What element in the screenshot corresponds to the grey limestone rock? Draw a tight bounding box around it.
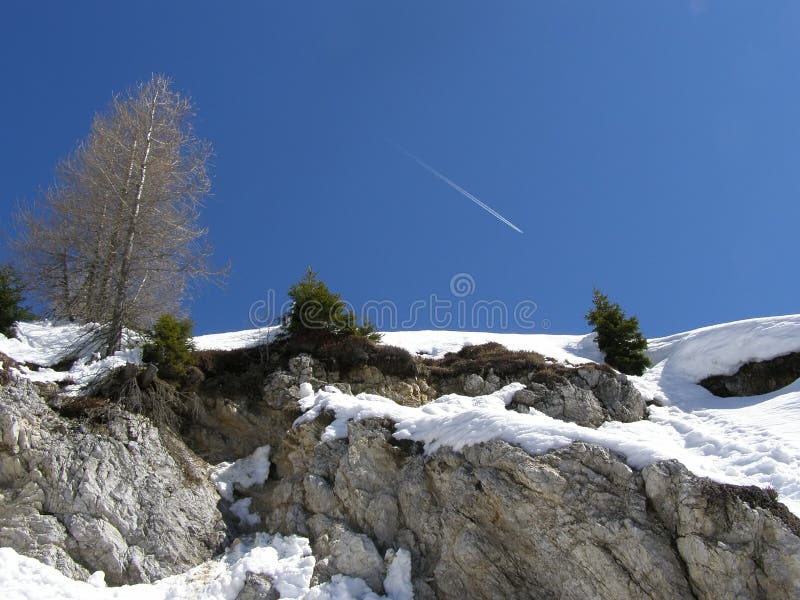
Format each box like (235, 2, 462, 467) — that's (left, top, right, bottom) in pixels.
(508, 367, 647, 427)
(236, 572, 279, 600)
(0, 379, 227, 584)
(259, 414, 800, 600)
(643, 460, 800, 599)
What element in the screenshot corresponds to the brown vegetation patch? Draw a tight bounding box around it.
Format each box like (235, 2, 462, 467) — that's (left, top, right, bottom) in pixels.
(194, 346, 273, 377)
(423, 342, 545, 378)
(278, 331, 416, 378)
(194, 346, 275, 402)
(419, 343, 619, 393)
(57, 395, 112, 419)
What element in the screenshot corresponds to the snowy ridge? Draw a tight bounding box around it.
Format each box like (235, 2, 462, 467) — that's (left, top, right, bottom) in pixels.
(645, 314, 800, 379)
(634, 314, 800, 407)
(379, 329, 602, 364)
(192, 328, 603, 364)
(193, 327, 280, 352)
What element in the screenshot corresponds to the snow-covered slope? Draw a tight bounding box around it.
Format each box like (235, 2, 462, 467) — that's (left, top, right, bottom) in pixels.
(193, 326, 280, 352)
(635, 314, 800, 407)
(0, 322, 141, 394)
(379, 329, 603, 364)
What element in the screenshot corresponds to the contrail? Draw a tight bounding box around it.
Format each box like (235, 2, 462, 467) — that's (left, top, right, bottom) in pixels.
(389, 140, 524, 234)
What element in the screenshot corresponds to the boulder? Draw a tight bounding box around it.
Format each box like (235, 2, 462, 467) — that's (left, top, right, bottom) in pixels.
(508, 367, 646, 428)
(699, 351, 800, 397)
(236, 573, 279, 600)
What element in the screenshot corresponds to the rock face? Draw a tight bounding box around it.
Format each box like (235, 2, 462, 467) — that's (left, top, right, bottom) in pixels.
(5, 340, 797, 599)
(187, 348, 646, 471)
(0, 379, 227, 584)
(257, 416, 800, 600)
(643, 461, 800, 599)
(509, 366, 647, 427)
(699, 351, 800, 397)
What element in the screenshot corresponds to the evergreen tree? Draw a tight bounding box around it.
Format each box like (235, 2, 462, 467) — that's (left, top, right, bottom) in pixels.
(0, 265, 35, 337)
(585, 289, 651, 376)
(142, 314, 195, 379)
(286, 267, 348, 334)
(286, 268, 382, 340)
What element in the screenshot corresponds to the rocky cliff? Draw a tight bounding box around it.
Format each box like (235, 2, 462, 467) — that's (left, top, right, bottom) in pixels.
(0, 378, 227, 584)
(263, 417, 800, 599)
(188, 346, 800, 599)
(1, 341, 799, 599)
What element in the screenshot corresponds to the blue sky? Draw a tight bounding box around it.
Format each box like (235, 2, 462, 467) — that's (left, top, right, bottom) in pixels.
(1, 1, 799, 337)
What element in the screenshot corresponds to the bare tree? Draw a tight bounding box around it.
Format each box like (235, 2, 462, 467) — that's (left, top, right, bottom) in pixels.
(15, 75, 219, 354)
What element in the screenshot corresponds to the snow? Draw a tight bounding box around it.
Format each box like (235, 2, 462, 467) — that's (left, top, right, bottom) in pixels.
(382, 550, 413, 600)
(193, 327, 280, 351)
(211, 445, 272, 502)
(230, 497, 261, 527)
(1, 321, 105, 367)
(0, 533, 413, 600)
(0, 321, 142, 395)
(380, 329, 602, 364)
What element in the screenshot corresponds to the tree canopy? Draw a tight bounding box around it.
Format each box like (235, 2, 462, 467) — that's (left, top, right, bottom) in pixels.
(14, 75, 219, 354)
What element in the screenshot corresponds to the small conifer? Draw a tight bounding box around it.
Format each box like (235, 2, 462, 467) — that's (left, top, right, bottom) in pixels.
(142, 314, 195, 379)
(585, 289, 651, 376)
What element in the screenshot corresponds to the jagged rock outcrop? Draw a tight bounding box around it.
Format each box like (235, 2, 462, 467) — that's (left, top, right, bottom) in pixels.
(184, 343, 647, 474)
(286, 352, 434, 406)
(185, 352, 434, 464)
(255, 415, 800, 600)
(643, 460, 800, 599)
(699, 351, 800, 397)
(509, 365, 646, 427)
(190, 351, 645, 463)
(0, 378, 227, 584)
